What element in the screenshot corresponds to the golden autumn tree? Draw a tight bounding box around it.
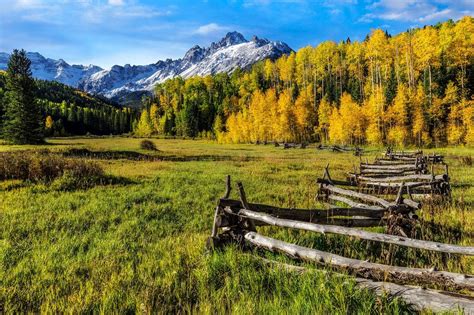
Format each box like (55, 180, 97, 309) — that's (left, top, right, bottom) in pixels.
(338, 92, 365, 144)
(149, 103, 160, 133)
(45, 115, 54, 130)
(317, 97, 332, 143)
(135, 109, 153, 137)
(328, 107, 343, 143)
(412, 85, 429, 146)
(451, 16, 474, 96)
(265, 88, 279, 140)
(277, 89, 295, 141)
(294, 86, 315, 141)
(364, 87, 385, 144)
(365, 29, 391, 92)
(387, 84, 410, 146)
(414, 26, 439, 103)
(463, 100, 474, 145)
(447, 100, 466, 145)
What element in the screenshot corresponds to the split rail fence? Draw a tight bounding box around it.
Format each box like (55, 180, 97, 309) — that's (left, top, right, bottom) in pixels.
(208, 149, 473, 313)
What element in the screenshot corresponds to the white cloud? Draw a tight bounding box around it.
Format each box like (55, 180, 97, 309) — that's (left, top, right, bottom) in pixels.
(360, 0, 473, 23)
(108, 0, 124, 6)
(193, 23, 229, 35)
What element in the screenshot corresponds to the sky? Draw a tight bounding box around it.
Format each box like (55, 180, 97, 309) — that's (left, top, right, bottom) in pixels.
(0, 0, 472, 69)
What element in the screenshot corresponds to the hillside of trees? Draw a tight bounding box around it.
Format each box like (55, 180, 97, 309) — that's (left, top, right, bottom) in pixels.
(135, 17, 473, 146)
(0, 71, 137, 136)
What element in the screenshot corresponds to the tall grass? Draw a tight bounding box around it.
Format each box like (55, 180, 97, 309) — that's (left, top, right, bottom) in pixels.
(0, 138, 472, 313)
(0, 150, 103, 182)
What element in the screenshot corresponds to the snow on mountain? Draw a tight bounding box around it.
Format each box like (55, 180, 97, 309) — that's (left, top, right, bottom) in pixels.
(0, 52, 103, 87)
(0, 32, 292, 102)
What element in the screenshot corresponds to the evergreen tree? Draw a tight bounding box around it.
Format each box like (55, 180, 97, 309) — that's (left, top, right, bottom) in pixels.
(2, 49, 43, 144)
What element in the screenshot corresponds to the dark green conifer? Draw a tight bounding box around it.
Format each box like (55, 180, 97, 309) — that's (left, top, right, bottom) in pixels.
(2, 49, 43, 144)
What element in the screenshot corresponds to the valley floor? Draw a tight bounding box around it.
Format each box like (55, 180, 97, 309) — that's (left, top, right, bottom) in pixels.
(1, 137, 473, 313)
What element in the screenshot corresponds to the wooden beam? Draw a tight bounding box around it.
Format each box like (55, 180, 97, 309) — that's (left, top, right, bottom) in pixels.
(321, 183, 392, 208)
(244, 232, 474, 291)
(255, 256, 474, 314)
(239, 209, 474, 256)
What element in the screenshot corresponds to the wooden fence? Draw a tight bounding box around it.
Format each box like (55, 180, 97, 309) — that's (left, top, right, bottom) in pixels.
(207, 150, 473, 313)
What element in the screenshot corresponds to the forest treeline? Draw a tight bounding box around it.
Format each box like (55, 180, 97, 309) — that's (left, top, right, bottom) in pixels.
(136, 17, 473, 146)
(0, 72, 136, 136)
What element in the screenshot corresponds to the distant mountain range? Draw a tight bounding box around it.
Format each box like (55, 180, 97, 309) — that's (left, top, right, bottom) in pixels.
(0, 32, 292, 105)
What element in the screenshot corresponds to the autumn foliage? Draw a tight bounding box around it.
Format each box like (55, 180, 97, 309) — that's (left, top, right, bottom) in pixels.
(136, 17, 474, 146)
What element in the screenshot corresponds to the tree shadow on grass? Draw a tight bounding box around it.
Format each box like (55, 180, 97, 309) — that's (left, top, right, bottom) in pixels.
(61, 148, 260, 162)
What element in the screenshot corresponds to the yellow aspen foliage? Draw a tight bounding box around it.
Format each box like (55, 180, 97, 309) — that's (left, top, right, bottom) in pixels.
(135, 109, 153, 137)
(451, 16, 474, 94)
(317, 97, 332, 143)
(265, 88, 279, 139)
(328, 108, 343, 143)
(463, 100, 474, 145)
(294, 86, 315, 141)
(277, 89, 295, 141)
(248, 90, 268, 142)
(387, 84, 410, 146)
(364, 87, 385, 144)
(45, 115, 54, 129)
(412, 85, 429, 146)
(149, 104, 160, 133)
(447, 101, 465, 145)
(338, 93, 365, 144)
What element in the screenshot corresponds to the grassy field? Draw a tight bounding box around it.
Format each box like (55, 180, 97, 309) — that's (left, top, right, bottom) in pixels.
(1, 137, 473, 313)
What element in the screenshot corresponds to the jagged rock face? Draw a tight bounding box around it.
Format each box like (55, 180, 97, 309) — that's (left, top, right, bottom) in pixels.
(0, 32, 292, 102)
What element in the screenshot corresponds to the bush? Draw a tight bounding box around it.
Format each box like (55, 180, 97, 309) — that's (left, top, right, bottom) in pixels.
(0, 151, 104, 182)
(140, 140, 157, 151)
(460, 156, 472, 166)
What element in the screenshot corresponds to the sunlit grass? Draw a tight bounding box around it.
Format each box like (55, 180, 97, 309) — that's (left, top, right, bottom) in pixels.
(0, 137, 472, 313)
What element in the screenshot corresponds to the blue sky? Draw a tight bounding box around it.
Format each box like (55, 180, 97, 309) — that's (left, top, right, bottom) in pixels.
(0, 0, 472, 68)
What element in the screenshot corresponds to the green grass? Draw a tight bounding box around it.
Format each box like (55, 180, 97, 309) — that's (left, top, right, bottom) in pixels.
(1, 137, 473, 313)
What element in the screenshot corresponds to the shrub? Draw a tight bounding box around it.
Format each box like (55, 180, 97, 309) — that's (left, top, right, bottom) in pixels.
(460, 156, 472, 166)
(0, 151, 104, 182)
(140, 140, 157, 151)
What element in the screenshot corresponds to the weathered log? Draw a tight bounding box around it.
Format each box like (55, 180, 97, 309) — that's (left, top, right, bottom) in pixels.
(244, 232, 474, 291)
(327, 194, 384, 210)
(360, 169, 418, 175)
(256, 256, 474, 314)
(317, 178, 355, 186)
(220, 199, 400, 220)
(222, 208, 384, 227)
(375, 159, 420, 165)
(321, 183, 392, 208)
(239, 209, 474, 256)
(360, 164, 421, 170)
(211, 175, 232, 237)
(353, 174, 448, 183)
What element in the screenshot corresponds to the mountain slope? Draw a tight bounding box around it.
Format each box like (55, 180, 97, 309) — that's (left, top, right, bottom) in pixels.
(0, 32, 292, 104)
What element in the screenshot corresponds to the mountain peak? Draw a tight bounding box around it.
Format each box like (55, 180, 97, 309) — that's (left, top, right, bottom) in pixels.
(0, 32, 293, 104)
(211, 31, 247, 50)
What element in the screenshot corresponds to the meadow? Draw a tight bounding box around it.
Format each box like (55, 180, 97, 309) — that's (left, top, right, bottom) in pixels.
(1, 137, 473, 313)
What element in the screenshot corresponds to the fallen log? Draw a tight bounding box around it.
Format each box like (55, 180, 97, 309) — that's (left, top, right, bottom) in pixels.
(255, 256, 474, 314)
(239, 209, 474, 256)
(244, 232, 474, 291)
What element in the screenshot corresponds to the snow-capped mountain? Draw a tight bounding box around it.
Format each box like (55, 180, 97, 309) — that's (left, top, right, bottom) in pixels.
(0, 52, 103, 87)
(0, 32, 292, 103)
